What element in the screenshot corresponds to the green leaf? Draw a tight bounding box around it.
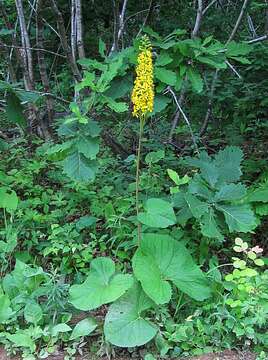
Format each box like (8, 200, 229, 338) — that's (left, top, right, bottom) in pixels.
(24, 301, 43, 324)
(138, 198, 176, 228)
(230, 56, 251, 64)
(133, 234, 211, 303)
(154, 67, 177, 86)
(0, 293, 13, 323)
(76, 136, 99, 159)
(246, 184, 268, 202)
(155, 52, 173, 66)
(0, 28, 14, 36)
(63, 151, 98, 182)
(153, 95, 171, 114)
(6, 331, 35, 351)
(226, 41, 251, 57)
(214, 146, 243, 184)
(76, 216, 97, 231)
(214, 184, 247, 202)
(216, 204, 256, 233)
(0, 187, 18, 211)
(70, 317, 97, 340)
(184, 193, 208, 219)
(197, 55, 227, 69)
(200, 209, 224, 240)
(145, 150, 165, 164)
(6, 92, 26, 127)
(75, 71, 96, 91)
(51, 323, 72, 337)
(187, 68, 203, 93)
(101, 95, 128, 112)
(69, 257, 133, 311)
(167, 169, 190, 186)
(104, 282, 157, 347)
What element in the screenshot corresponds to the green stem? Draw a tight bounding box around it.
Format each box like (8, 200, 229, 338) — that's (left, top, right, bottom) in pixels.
(136, 117, 145, 247)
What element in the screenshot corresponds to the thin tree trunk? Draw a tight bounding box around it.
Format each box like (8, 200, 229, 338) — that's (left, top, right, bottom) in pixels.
(36, 0, 54, 126)
(15, 0, 34, 88)
(76, 0, 85, 59)
(50, 0, 82, 82)
(71, 0, 77, 61)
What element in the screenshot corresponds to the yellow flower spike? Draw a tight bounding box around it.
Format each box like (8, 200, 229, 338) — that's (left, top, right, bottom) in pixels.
(131, 35, 154, 119)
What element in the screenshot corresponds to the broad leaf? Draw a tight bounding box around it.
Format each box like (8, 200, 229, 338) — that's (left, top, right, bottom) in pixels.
(200, 209, 223, 240)
(133, 234, 211, 303)
(76, 136, 99, 159)
(69, 257, 133, 311)
(104, 282, 157, 347)
(184, 193, 208, 219)
(138, 198, 176, 228)
(24, 301, 43, 324)
(0, 293, 13, 323)
(70, 317, 97, 340)
(187, 68, 203, 93)
(214, 183, 246, 202)
(154, 67, 177, 86)
(63, 151, 98, 182)
(0, 188, 18, 211)
(216, 204, 256, 233)
(6, 92, 26, 127)
(214, 146, 243, 184)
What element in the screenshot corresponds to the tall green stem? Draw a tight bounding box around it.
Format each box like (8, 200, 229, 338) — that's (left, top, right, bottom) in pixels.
(135, 117, 144, 246)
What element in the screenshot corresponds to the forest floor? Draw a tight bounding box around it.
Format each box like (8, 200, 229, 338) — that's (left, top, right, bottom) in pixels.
(0, 348, 257, 360)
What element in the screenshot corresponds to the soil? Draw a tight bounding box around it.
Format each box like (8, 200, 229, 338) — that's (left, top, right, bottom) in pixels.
(0, 348, 258, 360)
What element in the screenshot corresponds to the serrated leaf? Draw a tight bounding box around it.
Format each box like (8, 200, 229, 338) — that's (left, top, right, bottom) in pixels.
(214, 183, 246, 202)
(104, 282, 157, 347)
(6, 331, 35, 351)
(63, 151, 98, 182)
(226, 41, 251, 57)
(214, 146, 243, 184)
(69, 257, 133, 311)
(138, 198, 176, 228)
(154, 67, 177, 85)
(200, 209, 224, 240)
(76, 136, 99, 159)
(216, 204, 256, 233)
(70, 317, 97, 340)
(133, 233, 211, 303)
(184, 193, 208, 219)
(153, 95, 171, 114)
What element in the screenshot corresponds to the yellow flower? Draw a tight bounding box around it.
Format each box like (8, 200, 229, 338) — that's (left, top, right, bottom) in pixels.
(131, 36, 154, 119)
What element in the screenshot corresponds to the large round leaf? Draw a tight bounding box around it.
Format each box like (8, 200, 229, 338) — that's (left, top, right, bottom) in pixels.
(104, 282, 157, 347)
(133, 234, 211, 304)
(138, 198, 176, 228)
(69, 257, 133, 311)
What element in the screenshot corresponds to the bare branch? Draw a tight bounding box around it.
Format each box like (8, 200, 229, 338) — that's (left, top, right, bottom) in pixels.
(76, 0, 85, 59)
(0, 43, 66, 58)
(165, 87, 199, 155)
(227, 0, 252, 44)
(202, 0, 217, 16)
(192, 0, 203, 38)
(248, 34, 268, 44)
(110, 0, 128, 53)
(225, 60, 242, 79)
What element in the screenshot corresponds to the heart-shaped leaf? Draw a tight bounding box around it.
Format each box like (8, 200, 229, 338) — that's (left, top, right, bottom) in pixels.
(69, 257, 133, 311)
(104, 282, 157, 347)
(133, 234, 211, 304)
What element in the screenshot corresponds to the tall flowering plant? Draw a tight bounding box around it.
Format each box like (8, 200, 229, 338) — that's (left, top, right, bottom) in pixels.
(131, 35, 154, 245)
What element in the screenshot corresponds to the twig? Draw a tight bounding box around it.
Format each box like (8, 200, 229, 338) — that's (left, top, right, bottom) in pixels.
(165, 87, 199, 155)
(202, 0, 217, 15)
(248, 34, 268, 44)
(0, 43, 66, 58)
(227, 0, 252, 44)
(225, 60, 242, 78)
